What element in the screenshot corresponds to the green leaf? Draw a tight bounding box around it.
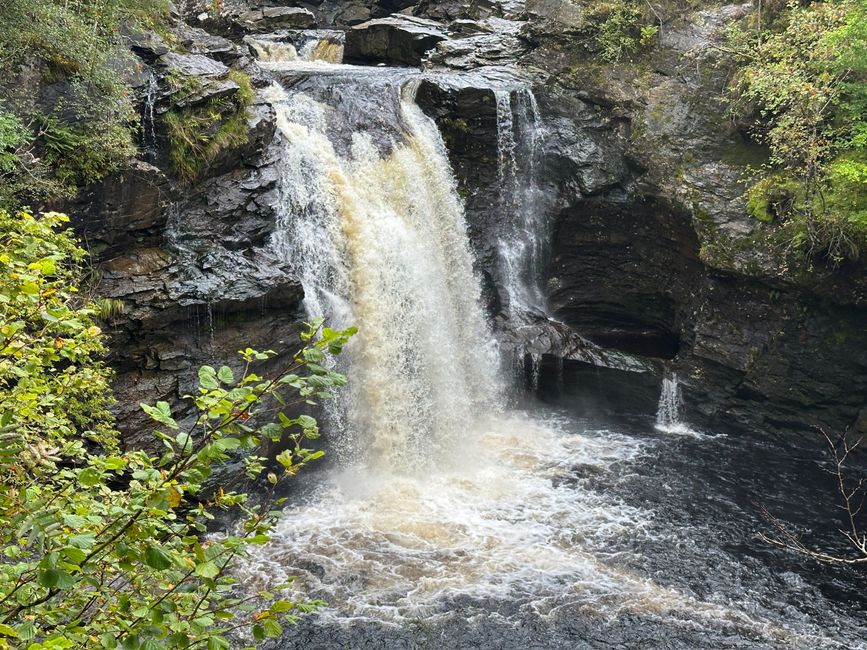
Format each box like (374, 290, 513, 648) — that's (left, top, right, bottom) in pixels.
(38, 568, 75, 589)
(62, 514, 88, 528)
(62, 546, 87, 564)
(207, 637, 230, 650)
(195, 561, 220, 579)
(78, 467, 102, 487)
(199, 366, 220, 390)
(297, 415, 317, 430)
(275, 450, 294, 470)
(0, 623, 18, 638)
(262, 617, 283, 638)
(143, 545, 173, 570)
(16, 622, 35, 641)
(175, 431, 193, 453)
(217, 366, 234, 384)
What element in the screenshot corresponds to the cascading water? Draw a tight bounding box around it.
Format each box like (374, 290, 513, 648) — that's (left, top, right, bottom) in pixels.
(656, 373, 682, 428)
(142, 73, 158, 158)
(493, 87, 547, 317)
(655, 373, 698, 436)
(265, 77, 499, 468)
(249, 32, 345, 66)
(236, 63, 866, 649)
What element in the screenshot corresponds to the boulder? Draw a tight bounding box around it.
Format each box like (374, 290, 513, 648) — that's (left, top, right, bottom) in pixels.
(344, 15, 448, 65)
(175, 24, 240, 62)
(236, 6, 316, 31)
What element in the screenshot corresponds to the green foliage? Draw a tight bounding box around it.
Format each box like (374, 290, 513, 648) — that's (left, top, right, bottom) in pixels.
(0, 109, 28, 175)
(745, 172, 802, 223)
(0, 210, 117, 451)
(730, 0, 867, 264)
(579, 0, 658, 62)
(0, 0, 170, 207)
(0, 211, 356, 648)
(165, 71, 254, 183)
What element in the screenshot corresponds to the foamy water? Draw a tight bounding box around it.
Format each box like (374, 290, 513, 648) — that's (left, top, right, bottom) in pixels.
(241, 413, 653, 621)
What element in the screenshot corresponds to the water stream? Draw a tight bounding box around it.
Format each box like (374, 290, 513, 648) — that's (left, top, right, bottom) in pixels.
(494, 87, 547, 317)
(238, 60, 867, 649)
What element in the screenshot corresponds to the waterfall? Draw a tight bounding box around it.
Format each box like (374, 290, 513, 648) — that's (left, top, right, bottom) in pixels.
(250, 32, 345, 65)
(239, 71, 807, 642)
(142, 73, 158, 158)
(249, 39, 299, 63)
(655, 373, 691, 434)
(266, 78, 500, 470)
(494, 87, 546, 317)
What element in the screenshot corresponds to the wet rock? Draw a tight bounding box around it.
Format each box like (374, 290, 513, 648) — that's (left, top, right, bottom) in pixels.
(344, 15, 448, 65)
(70, 161, 174, 258)
(427, 31, 530, 69)
(236, 6, 317, 31)
(174, 24, 240, 62)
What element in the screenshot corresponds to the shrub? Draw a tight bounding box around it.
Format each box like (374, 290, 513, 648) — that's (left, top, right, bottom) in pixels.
(730, 0, 867, 264)
(0, 210, 356, 648)
(0, 0, 170, 207)
(576, 0, 658, 62)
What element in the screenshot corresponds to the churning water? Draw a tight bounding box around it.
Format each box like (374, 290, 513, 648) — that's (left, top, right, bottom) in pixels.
(238, 64, 867, 649)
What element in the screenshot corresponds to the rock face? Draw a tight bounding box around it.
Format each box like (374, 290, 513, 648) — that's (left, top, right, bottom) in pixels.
(65, 0, 867, 442)
(344, 15, 448, 64)
(236, 6, 317, 31)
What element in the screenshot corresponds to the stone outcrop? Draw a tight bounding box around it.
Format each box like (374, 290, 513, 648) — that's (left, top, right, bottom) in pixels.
(344, 16, 448, 64)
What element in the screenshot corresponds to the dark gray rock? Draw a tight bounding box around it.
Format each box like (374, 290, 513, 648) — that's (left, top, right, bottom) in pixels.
(344, 15, 448, 65)
(122, 25, 170, 61)
(157, 51, 229, 77)
(70, 160, 175, 257)
(236, 6, 317, 30)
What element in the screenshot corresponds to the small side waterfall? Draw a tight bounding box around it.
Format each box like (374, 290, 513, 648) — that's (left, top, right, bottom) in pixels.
(142, 73, 158, 158)
(655, 373, 696, 435)
(493, 87, 546, 317)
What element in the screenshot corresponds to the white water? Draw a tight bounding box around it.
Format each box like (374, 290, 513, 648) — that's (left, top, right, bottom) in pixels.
(494, 88, 547, 316)
(655, 373, 700, 436)
(250, 35, 344, 65)
(142, 73, 158, 157)
(265, 79, 498, 468)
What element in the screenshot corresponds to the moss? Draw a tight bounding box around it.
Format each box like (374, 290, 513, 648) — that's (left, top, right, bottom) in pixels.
(745, 173, 801, 223)
(165, 70, 254, 183)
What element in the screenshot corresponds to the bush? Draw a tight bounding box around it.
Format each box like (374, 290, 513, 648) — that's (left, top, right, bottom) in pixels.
(0, 210, 356, 648)
(0, 0, 170, 207)
(730, 0, 867, 264)
(577, 0, 658, 62)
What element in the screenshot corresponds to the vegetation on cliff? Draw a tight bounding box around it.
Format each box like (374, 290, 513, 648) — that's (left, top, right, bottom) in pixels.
(0, 0, 171, 207)
(730, 0, 867, 264)
(0, 210, 355, 648)
(165, 70, 255, 183)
